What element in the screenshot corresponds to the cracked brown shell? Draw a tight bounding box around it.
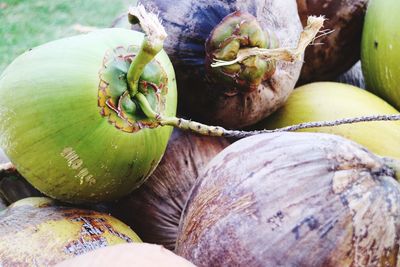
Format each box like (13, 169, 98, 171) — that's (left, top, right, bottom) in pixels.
(176, 132, 400, 267)
(111, 129, 229, 250)
(139, 0, 303, 128)
(0, 197, 141, 266)
(297, 0, 368, 84)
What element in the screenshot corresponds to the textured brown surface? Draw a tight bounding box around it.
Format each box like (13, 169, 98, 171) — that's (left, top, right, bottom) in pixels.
(176, 132, 400, 266)
(141, 0, 303, 128)
(0, 197, 140, 267)
(111, 129, 229, 250)
(297, 0, 368, 83)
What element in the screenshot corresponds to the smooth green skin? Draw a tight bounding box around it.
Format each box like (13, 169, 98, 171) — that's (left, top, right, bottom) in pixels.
(361, 0, 400, 110)
(0, 28, 177, 203)
(258, 82, 400, 161)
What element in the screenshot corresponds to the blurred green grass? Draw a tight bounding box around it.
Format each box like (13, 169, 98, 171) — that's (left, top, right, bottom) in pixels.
(0, 0, 134, 72)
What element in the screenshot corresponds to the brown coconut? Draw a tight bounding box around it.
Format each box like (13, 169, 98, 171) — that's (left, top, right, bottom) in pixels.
(176, 132, 400, 266)
(297, 0, 368, 83)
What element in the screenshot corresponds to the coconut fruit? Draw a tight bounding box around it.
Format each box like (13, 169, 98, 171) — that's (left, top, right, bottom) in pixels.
(361, 0, 400, 109)
(257, 82, 400, 160)
(56, 243, 194, 267)
(111, 129, 229, 250)
(140, 0, 307, 128)
(176, 132, 400, 266)
(0, 197, 141, 266)
(0, 7, 177, 203)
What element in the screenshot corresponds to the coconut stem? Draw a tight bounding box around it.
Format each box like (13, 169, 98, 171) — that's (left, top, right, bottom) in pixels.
(158, 114, 400, 138)
(126, 5, 167, 97)
(134, 90, 400, 137)
(160, 117, 225, 136)
(211, 16, 325, 68)
(220, 114, 400, 138)
(127, 44, 157, 96)
(135, 92, 160, 120)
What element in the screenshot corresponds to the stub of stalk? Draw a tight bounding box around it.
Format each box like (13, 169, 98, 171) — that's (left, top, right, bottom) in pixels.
(128, 4, 167, 51)
(211, 16, 325, 68)
(126, 4, 167, 97)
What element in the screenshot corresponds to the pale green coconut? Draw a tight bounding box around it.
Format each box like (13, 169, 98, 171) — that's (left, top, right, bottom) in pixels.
(0, 7, 176, 203)
(362, 0, 400, 109)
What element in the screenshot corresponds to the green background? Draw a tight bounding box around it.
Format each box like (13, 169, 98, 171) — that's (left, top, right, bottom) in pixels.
(0, 0, 135, 72)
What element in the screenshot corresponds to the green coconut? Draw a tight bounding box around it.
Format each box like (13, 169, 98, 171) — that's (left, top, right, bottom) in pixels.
(0, 7, 176, 203)
(361, 0, 400, 109)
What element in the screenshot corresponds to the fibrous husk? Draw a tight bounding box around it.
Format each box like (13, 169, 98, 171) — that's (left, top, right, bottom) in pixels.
(176, 132, 400, 267)
(111, 129, 229, 250)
